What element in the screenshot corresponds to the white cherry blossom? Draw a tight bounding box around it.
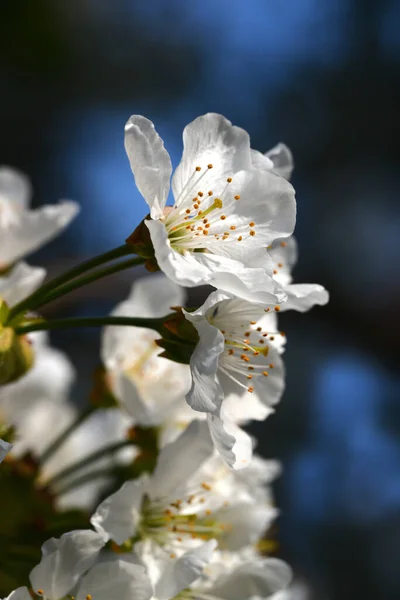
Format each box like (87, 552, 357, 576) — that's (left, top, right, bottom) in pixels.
(0, 262, 46, 306)
(184, 291, 286, 423)
(28, 530, 153, 600)
(0, 166, 79, 267)
(102, 273, 193, 428)
(125, 113, 296, 303)
(29, 529, 106, 599)
(91, 421, 274, 553)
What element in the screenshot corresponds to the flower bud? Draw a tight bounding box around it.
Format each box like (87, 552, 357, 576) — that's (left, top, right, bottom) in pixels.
(0, 325, 34, 384)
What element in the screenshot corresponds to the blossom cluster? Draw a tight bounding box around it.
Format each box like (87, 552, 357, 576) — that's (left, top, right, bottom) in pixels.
(0, 114, 327, 599)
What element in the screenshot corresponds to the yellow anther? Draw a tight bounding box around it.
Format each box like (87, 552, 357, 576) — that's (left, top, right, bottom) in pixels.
(249, 221, 255, 227)
(280, 240, 287, 247)
(274, 306, 281, 312)
(220, 215, 226, 220)
(264, 308, 270, 312)
(263, 371, 269, 377)
(273, 269, 278, 274)
(238, 235, 243, 241)
(193, 203, 199, 209)
(202, 482, 212, 490)
(247, 374, 253, 379)
(257, 326, 262, 331)
(250, 320, 257, 324)
(170, 553, 177, 559)
(234, 194, 240, 200)
(269, 363, 275, 368)
(86, 595, 92, 600)
(278, 262, 283, 267)
(185, 208, 191, 214)
(227, 177, 232, 183)
(248, 386, 254, 393)
(207, 163, 213, 169)
(198, 191, 204, 197)
(250, 230, 256, 236)
(37, 591, 44, 596)
(208, 191, 213, 196)
(230, 225, 236, 230)
(203, 229, 209, 235)
(228, 348, 234, 355)
(195, 166, 201, 171)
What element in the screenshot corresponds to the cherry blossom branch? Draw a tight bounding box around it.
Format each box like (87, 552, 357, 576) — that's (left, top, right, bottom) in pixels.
(6, 243, 135, 323)
(14, 315, 166, 336)
(29, 256, 145, 311)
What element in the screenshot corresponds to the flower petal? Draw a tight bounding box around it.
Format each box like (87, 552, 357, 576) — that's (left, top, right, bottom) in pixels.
(155, 541, 217, 600)
(148, 420, 214, 500)
(0, 201, 79, 265)
(0, 262, 46, 306)
(216, 502, 278, 550)
(76, 559, 153, 600)
(280, 283, 329, 312)
(266, 143, 294, 180)
(29, 530, 106, 600)
(4, 588, 32, 600)
(125, 115, 172, 219)
(90, 477, 147, 545)
(207, 414, 253, 470)
(172, 113, 252, 203)
(184, 315, 225, 414)
(0, 166, 31, 209)
(207, 557, 292, 600)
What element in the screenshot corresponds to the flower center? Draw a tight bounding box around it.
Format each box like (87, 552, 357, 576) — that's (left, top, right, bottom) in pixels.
(138, 483, 231, 547)
(210, 306, 282, 393)
(162, 164, 256, 253)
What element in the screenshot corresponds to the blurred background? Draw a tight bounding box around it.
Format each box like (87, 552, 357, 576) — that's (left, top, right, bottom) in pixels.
(1, 1, 399, 598)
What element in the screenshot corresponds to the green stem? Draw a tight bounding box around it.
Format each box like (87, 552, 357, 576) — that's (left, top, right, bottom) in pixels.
(7, 244, 134, 323)
(15, 315, 165, 336)
(39, 405, 96, 466)
(45, 439, 136, 487)
(32, 256, 145, 310)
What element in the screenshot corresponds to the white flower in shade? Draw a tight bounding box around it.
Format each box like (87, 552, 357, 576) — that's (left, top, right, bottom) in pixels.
(29, 530, 152, 600)
(0, 262, 46, 306)
(102, 273, 192, 429)
(270, 582, 311, 600)
(0, 166, 79, 267)
(0, 332, 75, 457)
(184, 291, 286, 424)
(268, 236, 329, 312)
(135, 538, 218, 600)
(2, 588, 32, 600)
(0, 437, 11, 463)
(139, 543, 291, 600)
(195, 550, 292, 600)
(29, 530, 106, 600)
(91, 421, 274, 553)
(124, 113, 296, 303)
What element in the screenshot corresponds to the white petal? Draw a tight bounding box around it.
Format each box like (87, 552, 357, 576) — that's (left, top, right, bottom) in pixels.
(184, 316, 225, 414)
(207, 557, 292, 600)
(217, 503, 278, 551)
(3, 588, 32, 600)
(207, 415, 253, 470)
(116, 272, 185, 319)
(155, 541, 217, 600)
(250, 149, 274, 171)
(280, 283, 329, 312)
(29, 530, 105, 600)
(91, 477, 147, 545)
(147, 220, 285, 303)
(0, 166, 31, 209)
(0, 201, 79, 265)
(0, 262, 46, 306)
(148, 420, 214, 500)
(0, 438, 12, 463)
(172, 113, 252, 203)
(76, 559, 153, 600)
(268, 236, 298, 287)
(102, 272, 184, 369)
(266, 143, 294, 180)
(125, 115, 172, 219)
